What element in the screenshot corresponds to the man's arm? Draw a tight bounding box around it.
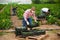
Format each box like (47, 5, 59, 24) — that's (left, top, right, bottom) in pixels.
(24, 17, 29, 25)
(32, 11, 37, 22)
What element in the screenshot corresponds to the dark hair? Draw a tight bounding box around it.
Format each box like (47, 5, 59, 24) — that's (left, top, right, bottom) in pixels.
(48, 9, 50, 12)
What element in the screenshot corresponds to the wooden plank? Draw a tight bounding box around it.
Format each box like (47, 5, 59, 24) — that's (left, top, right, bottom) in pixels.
(25, 34, 49, 40)
(0, 30, 15, 33)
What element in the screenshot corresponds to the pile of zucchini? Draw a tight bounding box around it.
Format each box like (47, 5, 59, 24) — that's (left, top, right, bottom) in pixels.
(15, 27, 46, 37)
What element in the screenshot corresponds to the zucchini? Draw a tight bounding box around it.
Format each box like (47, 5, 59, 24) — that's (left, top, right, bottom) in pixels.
(27, 22, 39, 28)
(21, 30, 46, 37)
(21, 31, 34, 37)
(15, 27, 27, 36)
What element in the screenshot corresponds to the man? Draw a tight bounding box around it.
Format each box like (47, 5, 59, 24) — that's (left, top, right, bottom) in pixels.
(37, 8, 50, 24)
(22, 7, 37, 27)
(12, 7, 17, 16)
(41, 8, 50, 16)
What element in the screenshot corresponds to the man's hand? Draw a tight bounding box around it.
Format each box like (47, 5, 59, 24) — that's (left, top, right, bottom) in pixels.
(35, 20, 37, 23)
(26, 21, 29, 25)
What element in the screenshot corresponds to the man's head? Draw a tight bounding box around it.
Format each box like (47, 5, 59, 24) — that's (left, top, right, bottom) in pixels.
(31, 7, 35, 11)
(46, 9, 50, 15)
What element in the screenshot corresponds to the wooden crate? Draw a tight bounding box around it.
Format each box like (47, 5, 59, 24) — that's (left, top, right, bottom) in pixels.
(25, 34, 49, 40)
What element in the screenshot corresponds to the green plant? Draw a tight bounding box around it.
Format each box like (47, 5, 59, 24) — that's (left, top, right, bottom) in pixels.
(0, 4, 6, 10)
(0, 4, 12, 30)
(47, 15, 57, 24)
(17, 8, 24, 19)
(0, 19, 12, 29)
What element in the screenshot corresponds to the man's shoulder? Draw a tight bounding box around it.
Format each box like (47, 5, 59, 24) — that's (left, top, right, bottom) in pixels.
(25, 9, 31, 12)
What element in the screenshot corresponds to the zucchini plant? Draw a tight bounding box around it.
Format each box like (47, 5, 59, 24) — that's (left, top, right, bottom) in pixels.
(0, 5, 12, 30)
(47, 15, 57, 24)
(0, 4, 5, 10)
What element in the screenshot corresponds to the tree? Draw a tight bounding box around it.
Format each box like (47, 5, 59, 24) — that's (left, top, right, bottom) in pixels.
(48, 0, 55, 3)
